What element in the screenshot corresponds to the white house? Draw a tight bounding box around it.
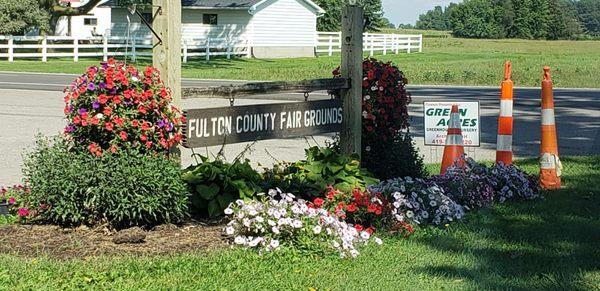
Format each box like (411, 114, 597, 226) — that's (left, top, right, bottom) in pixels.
(101, 0, 325, 58)
(56, 0, 112, 38)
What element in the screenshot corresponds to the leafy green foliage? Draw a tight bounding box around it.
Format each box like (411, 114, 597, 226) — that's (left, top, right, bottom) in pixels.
(263, 146, 378, 199)
(0, 0, 49, 35)
(362, 132, 427, 180)
(313, 0, 386, 31)
(576, 0, 600, 36)
(21, 135, 189, 228)
(182, 155, 262, 218)
(419, 0, 589, 39)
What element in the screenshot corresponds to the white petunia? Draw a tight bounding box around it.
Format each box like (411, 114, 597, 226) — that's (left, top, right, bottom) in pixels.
(313, 225, 322, 234)
(270, 239, 280, 249)
(374, 237, 383, 245)
(224, 207, 234, 215)
(234, 236, 245, 245)
(271, 226, 280, 234)
(225, 226, 235, 235)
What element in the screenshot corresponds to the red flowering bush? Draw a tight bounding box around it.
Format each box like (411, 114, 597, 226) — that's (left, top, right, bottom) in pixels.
(0, 184, 33, 222)
(333, 58, 411, 143)
(63, 58, 185, 155)
(313, 186, 414, 237)
(333, 58, 426, 179)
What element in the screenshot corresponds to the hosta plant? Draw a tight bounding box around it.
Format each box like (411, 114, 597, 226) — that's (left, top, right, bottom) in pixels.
(63, 58, 185, 155)
(262, 146, 378, 200)
(223, 190, 382, 258)
(183, 154, 262, 218)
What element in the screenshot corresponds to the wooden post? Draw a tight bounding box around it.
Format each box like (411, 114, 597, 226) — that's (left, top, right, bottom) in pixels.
(73, 38, 78, 62)
(41, 37, 48, 62)
(8, 36, 13, 62)
(340, 5, 363, 158)
(153, 0, 182, 109)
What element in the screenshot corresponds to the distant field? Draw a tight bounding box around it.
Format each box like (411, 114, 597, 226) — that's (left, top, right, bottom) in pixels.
(0, 37, 599, 88)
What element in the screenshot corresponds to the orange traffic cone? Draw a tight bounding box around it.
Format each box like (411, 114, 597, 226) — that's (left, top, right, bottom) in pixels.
(440, 105, 465, 174)
(539, 66, 562, 190)
(496, 61, 514, 165)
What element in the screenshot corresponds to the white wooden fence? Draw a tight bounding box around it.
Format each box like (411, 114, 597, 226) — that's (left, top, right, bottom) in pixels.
(0, 36, 250, 62)
(316, 32, 423, 56)
(0, 32, 423, 62)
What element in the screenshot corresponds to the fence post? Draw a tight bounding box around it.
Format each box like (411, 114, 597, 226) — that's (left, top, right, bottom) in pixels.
(73, 38, 79, 62)
(205, 38, 210, 61)
(131, 39, 137, 62)
(407, 36, 412, 54)
(41, 37, 47, 62)
(328, 35, 333, 56)
(340, 5, 363, 159)
(369, 34, 374, 57)
(103, 36, 108, 61)
(182, 41, 188, 63)
(419, 34, 423, 53)
(383, 34, 387, 55)
(246, 38, 252, 58)
(394, 34, 399, 54)
(227, 40, 232, 59)
(8, 36, 13, 62)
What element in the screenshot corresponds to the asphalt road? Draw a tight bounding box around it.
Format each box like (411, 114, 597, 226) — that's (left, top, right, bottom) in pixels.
(1, 71, 599, 184)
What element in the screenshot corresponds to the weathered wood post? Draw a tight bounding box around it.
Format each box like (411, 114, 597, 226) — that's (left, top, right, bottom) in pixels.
(340, 5, 363, 158)
(153, 0, 182, 158)
(152, 0, 182, 108)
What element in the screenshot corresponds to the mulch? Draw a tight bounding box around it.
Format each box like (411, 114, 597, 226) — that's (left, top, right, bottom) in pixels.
(0, 221, 229, 259)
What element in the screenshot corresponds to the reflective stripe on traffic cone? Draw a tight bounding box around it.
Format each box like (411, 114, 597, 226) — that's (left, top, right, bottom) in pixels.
(441, 104, 465, 174)
(496, 61, 514, 165)
(539, 66, 562, 190)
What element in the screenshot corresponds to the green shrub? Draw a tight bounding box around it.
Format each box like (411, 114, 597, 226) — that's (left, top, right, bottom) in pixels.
(22, 136, 189, 228)
(362, 133, 427, 180)
(182, 154, 262, 218)
(263, 146, 379, 200)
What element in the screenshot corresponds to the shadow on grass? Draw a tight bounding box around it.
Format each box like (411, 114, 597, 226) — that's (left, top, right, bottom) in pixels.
(416, 156, 600, 290)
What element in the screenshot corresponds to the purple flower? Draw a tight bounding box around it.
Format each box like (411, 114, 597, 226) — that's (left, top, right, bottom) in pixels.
(109, 88, 118, 95)
(87, 83, 95, 91)
(99, 82, 107, 90)
(157, 119, 166, 128)
(166, 122, 174, 132)
(101, 62, 108, 70)
(78, 108, 87, 115)
(68, 105, 74, 113)
(92, 101, 100, 109)
(65, 124, 76, 133)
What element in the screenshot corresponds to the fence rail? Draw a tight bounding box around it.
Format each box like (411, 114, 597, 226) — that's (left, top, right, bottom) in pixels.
(0, 36, 250, 62)
(0, 32, 422, 62)
(316, 32, 423, 56)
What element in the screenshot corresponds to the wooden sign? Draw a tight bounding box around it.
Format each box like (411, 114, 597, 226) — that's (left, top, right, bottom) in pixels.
(183, 100, 343, 148)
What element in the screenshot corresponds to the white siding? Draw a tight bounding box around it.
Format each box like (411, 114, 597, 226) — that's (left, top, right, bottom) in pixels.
(55, 6, 112, 37)
(109, 9, 251, 40)
(249, 0, 317, 47)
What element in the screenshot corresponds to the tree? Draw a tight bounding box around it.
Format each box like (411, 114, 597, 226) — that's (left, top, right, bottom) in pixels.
(577, 0, 600, 36)
(546, 0, 583, 39)
(416, 6, 448, 30)
(0, 0, 49, 35)
(38, 0, 105, 34)
(449, 0, 504, 38)
(313, 0, 386, 31)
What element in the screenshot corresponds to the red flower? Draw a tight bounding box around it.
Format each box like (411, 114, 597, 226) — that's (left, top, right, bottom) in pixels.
(313, 198, 324, 207)
(110, 145, 118, 153)
(105, 122, 114, 131)
(346, 203, 358, 213)
(103, 107, 112, 116)
(18, 208, 29, 218)
(138, 105, 148, 115)
(98, 94, 108, 104)
(119, 131, 128, 141)
(354, 224, 364, 232)
(91, 116, 100, 125)
(141, 121, 151, 131)
(366, 227, 375, 235)
(367, 204, 377, 213)
(140, 134, 147, 141)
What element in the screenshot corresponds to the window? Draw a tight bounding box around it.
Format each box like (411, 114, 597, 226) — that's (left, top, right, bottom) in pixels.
(141, 12, 153, 23)
(84, 18, 98, 26)
(202, 14, 218, 25)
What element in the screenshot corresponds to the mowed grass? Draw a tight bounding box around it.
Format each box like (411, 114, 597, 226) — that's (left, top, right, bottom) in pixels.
(0, 37, 599, 88)
(0, 156, 598, 290)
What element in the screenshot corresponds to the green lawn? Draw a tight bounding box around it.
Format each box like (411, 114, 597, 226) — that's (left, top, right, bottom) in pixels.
(0, 37, 599, 88)
(1, 156, 598, 290)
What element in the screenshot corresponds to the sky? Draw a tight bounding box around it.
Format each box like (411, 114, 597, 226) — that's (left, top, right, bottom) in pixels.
(382, 0, 461, 25)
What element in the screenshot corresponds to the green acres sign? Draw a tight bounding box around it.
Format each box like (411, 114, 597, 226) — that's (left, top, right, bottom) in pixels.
(423, 101, 480, 147)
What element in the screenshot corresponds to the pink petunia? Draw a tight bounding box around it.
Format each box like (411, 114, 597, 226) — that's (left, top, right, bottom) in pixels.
(18, 208, 29, 217)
